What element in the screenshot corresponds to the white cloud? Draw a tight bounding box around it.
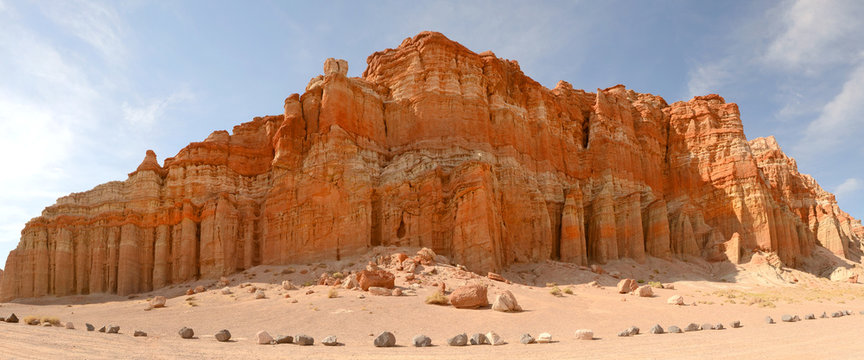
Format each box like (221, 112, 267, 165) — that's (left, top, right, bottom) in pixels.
(835, 178, 862, 198)
(39, 0, 126, 63)
(799, 63, 864, 152)
(762, 0, 864, 73)
(687, 60, 731, 98)
(122, 90, 195, 128)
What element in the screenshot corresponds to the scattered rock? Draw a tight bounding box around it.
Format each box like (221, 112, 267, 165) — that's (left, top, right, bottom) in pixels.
(358, 270, 396, 291)
(322, 336, 339, 346)
(417, 247, 437, 265)
(42, 322, 52, 327)
(636, 285, 654, 297)
(662, 283, 675, 290)
(295, 334, 314, 346)
(781, 314, 793, 322)
(357, 294, 365, 299)
(617, 279, 638, 294)
(221, 287, 232, 295)
(574, 329, 594, 340)
(537, 332, 552, 343)
(194, 285, 206, 293)
(341, 274, 359, 289)
(218, 276, 230, 287)
(520, 333, 535, 344)
(491, 290, 522, 312)
(98, 326, 106, 333)
(179, 327, 194, 339)
(282, 280, 297, 290)
(832, 311, 843, 318)
(667, 295, 684, 305)
(5, 314, 17, 323)
(255, 290, 266, 299)
(730, 320, 741, 328)
(765, 316, 775, 324)
(215, 329, 232, 342)
(700, 323, 714, 330)
(470, 333, 488, 345)
(257, 331, 274, 345)
(715, 323, 725, 330)
(374, 331, 396, 347)
(449, 284, 489, 309)
(590, 264, 603, 274)
(26, 318, 39, 325)
(447, 333, 468, 346)
(65, 322, 74, 330)
(685, 323, 700, 332)
(608, 271, 622, 278)
(392, 288, 403, 296)
(487, 272, 506, 282)
(588, 281, 601, 288)
(134, 330, 147, 337)
(107, 325, 120, 334)
(844, 310, 852, 316)
(274, 335, 293, 344)
(667, 326, 682, 333)
(413, 334, 432, 347)
(86, 323, 94, 331)
(792, 315, 800, 322)
(150, 295, 167, 308)
(618, 326, 640, 337)
(486, 331, 503, 345)
(368, 287, 392, 296)
(820, 312, 828, 318)
(650, 324, 664, 334)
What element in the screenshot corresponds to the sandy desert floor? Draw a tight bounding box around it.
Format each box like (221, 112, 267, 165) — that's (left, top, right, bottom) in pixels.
(2, 248, 864, 359)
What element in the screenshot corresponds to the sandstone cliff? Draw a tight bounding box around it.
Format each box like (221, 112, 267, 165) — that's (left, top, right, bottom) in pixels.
(2, 32, 862, 301)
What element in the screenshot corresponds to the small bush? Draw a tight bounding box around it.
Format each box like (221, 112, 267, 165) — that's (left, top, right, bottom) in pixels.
(636, 279, 645, 284)
(328, 288, 339, 298)
(22, 315, 40, 325)
(549, 286, 563, 296)
(332, 272, 344, 279)
(563, 287, 574, 295)
(425, 290, 449, 305)
(545, 282, 557, 287)
(647, 281, 662, 288)
(41, 316, 60, 326)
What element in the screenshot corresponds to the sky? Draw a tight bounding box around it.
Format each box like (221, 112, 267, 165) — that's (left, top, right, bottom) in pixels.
(1, 0, 863, 266)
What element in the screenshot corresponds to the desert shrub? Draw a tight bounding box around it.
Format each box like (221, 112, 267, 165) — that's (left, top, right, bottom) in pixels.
(22, 315, 40, 325)
(549, 286, 563, 296)
(648, 281, 662, 288)
(563, 287, 574, 295)
(425, 290, 449, 305)
(328, 288, 339, 298)
(41, 316, 60, 326)
(332, 272, 344, 279)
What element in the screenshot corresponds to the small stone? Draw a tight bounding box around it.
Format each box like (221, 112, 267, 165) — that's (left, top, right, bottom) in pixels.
(282, 280, 297, 290)
(832, 311, 843, 318)
(150, 295, 167, 308)
(574, 329, 594, 340)
(537, 332, 552, 343)
(134, 330, 147, 337)
(685, 323, 700, 332)
(392, 288, 403, 296)
(730, 320, 741, 328)
(221, 287, 231, 295)
(470, 333, 488, 345)
(805, 313, 815, 320)
(662, 283, 675, 290)
(65, 322, 74, 330)
(42, 322, 52, 327)
(636, 285, 654, 297)
(357, 294, 365, 299)
(765, 316, 775, 324)
(194, 285, 206, 293)
(274, 335, 292, 344)
(520, 333, 535, 344)
(215, 329, 232, 342)
(98, 326, 106, 333)
(255, 290, 266, 299)
(374, 331, 396, 347)
(667, 326, 682, 333)
(179, 327, 194, 339)
(820, 312, 828, 318)
(781, 314, 794, 322)
(859, 310, 864, 315)
(107, 325, 120, 334)
(86, 323, 95, 331)
(486, 331, 503, 345)
(792, 315, 800, 322)
(667, 295, 684, 305)
(650, 324, 664, 334)
(295, 334, 314, 346)
(27, 318, 39, 326)
(322, 336, 338, 346)
(491, 290, 523, 312)
(618, 326, 639, 337)
(447, 333, 468, 346)
(0, 317, 4, 322)
(714, 323, 725, 330)
(5, 313, 17, 323)
(617, 279, 638, 294)
(257, 331, 274, 345)
(368, 287, 392, 296)
(413, 334, 432, 347)
(700, 323, 714, 330)
(844, 310, 852, 316)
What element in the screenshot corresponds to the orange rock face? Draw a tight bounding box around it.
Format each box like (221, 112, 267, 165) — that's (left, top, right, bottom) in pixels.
(2, 32, 863, 301)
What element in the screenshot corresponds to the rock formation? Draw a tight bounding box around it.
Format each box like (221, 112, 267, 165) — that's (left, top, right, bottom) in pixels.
(2, 31, 863, 301)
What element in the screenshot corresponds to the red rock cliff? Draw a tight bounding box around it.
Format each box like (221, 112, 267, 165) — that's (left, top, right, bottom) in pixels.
(2, 32, 862, 300)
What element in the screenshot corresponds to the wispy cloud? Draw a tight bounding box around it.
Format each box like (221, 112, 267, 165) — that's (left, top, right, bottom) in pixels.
(687, 60, 731, 98)
(122, 89, 195, 128)
(39, 0, 127, 64)
(835, 178, 862, 198)
(799, 63, 864, 152)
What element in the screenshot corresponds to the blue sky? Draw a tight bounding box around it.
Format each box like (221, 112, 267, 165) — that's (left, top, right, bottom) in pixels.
(1, 0, 862, 266)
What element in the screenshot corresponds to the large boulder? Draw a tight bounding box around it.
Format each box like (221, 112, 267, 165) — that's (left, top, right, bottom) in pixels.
(374, 331, 396, 347)
(256, 331, 274, 345)
(358, 270, 395, 291)
(617, 279, 638, 294)
(636, 285, 653, 297)
(150, 296, 167, 308)
(449, 284, 489, 309)
(491, 290, 522, 312)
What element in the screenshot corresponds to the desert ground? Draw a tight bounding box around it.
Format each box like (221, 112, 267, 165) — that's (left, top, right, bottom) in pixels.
(2, 247, 863, 360)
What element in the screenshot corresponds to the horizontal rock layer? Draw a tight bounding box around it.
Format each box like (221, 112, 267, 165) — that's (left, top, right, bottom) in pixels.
(2, 32, 862, 300)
